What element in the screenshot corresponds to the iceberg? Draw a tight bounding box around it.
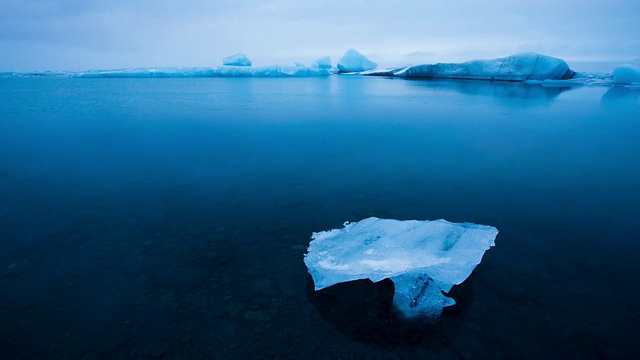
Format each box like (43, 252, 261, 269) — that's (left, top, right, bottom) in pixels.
(304, 217, 498, 319)
(613, 65, 640, 84)
(393, 53, 576, 81)
(223, 53, 252, 67)
(312, 56, 332, 69)
(337, 49, 377, 73)
(73, 66, 330, 78)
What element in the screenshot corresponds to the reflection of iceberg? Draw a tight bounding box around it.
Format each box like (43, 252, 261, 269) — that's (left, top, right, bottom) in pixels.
(371, 53, 575, 81)
(601, 86, 640, 107)
(75, 66, 330, 78)
(304, 218, 498, 319)
(407, 79, 572, 102)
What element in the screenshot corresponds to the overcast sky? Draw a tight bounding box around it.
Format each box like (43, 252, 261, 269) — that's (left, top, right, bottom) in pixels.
(1, 0, 639, 72)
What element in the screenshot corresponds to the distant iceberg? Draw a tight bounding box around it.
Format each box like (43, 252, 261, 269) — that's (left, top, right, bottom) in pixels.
(74, 65, 330, 78)
(613, 65, 640, 84)
(223, 53, 252, 67)
(304, 217, 498, 319)
(376, 53, 576, 81)
(337, 49, 377, 73)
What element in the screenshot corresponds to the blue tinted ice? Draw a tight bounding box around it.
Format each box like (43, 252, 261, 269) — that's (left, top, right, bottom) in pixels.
(209, 65, 330, 77)
(75, 67, 214, 78)
(337, 49, 377, 72)
(74, 66, 330, 78)
(613, 65, 640, 84)
(304, 217, 498, 318)
(223, 53, 252, 66)
(312, 56, 332, 69)
(394, 52, 575, 81)
(12, 52, 628, 84)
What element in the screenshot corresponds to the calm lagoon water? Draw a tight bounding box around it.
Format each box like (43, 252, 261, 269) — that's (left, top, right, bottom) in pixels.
(0, 76, 639, 359)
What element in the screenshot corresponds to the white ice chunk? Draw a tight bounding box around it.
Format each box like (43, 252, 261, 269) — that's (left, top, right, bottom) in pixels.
(312, 56, 332, 69)
(295, 61, 306, 67)
(223, 53, 252, 67)
(337, 49, 377, 72)
(613, 65, 640, 84)
(304, 217, 498, 319)
(394, 52, 575, 81)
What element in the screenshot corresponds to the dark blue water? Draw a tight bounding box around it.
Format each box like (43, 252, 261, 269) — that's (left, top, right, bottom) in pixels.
(1, 76, 639, 359)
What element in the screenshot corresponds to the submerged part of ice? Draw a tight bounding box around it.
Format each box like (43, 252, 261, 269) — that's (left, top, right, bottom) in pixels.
(312, 56, 332, 69)
(394, 53, 575, 81)
(74, 66, 330, 78)
(613, 65, 640, 84)
(304, 217, 498, 318)
(223, 53, 252, 67)
(337, 49, 377, 73)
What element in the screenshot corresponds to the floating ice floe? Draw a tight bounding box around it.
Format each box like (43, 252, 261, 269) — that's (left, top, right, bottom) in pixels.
(223, 53, 252, 67)
(304, 217, 498, 319)
(337, 49, 377, 73)
(613, 65, 640, 84)
(391, 53, 575, 81)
